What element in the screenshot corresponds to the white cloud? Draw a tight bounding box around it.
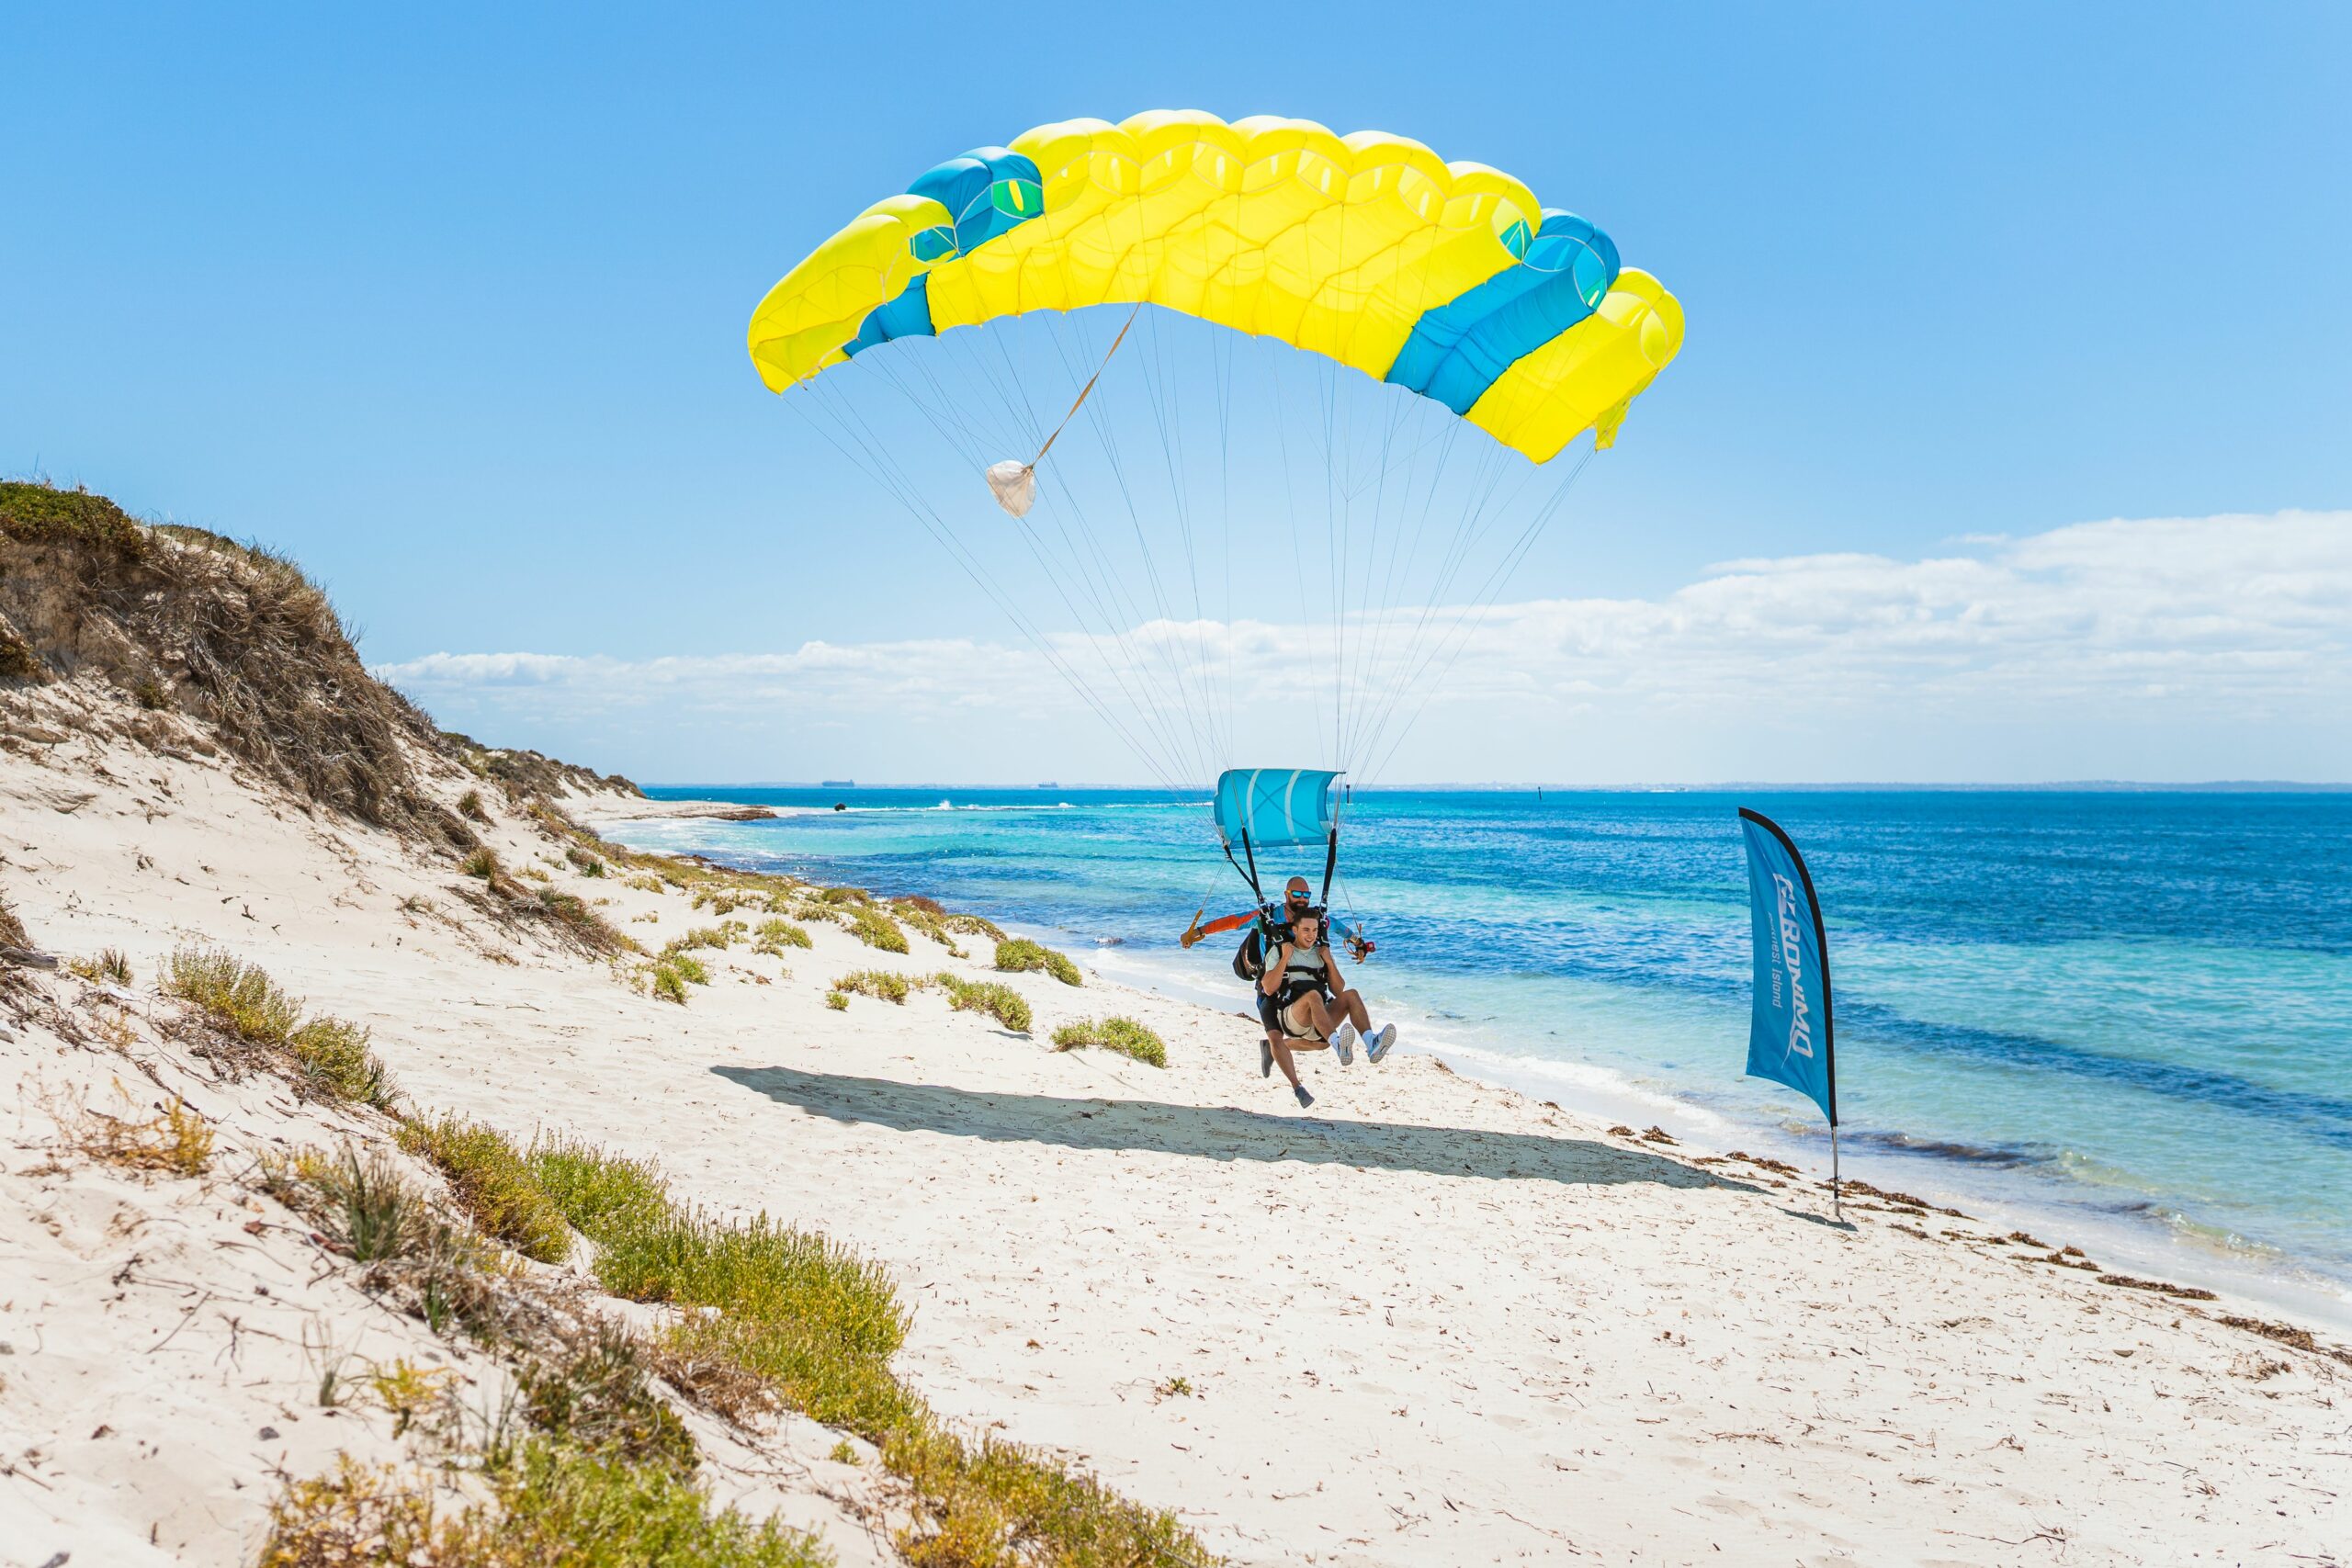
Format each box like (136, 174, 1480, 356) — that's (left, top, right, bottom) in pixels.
(375, 510, 2352, 783)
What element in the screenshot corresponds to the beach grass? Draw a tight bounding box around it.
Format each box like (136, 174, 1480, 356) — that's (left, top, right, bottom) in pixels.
(831, 969, 913, 1004)
(753, 917, 811, 954)
(848, 906, 910, 953)
(932, 974, 1033, 1034)
(1050, 1016, 1167, 1067)
(67, 946, 133, 984)
(523, 1138, 1211, 1567)
(164, 946, 399, 1110)
(397, 1114, 573, 1264)
(993, 938, 1081, 987)
(260, 1441, 830, 1568)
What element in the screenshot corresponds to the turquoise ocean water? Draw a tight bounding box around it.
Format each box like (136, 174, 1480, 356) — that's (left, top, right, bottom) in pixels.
(607, 786, 2352, 1325)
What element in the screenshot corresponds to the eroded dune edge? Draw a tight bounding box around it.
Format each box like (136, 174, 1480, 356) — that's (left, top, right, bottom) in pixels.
(3, 485, 2345, 1567)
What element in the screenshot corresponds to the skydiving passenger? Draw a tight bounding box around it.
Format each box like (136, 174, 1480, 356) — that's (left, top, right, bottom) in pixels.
(1259, 905, 1396, 1109)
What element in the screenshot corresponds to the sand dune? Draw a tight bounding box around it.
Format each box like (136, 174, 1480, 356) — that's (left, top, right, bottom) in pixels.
(3, 679, 2346, 1565)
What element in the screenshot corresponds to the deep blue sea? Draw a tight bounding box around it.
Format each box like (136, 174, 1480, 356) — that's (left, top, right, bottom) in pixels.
(608, 786, 2352, 1323)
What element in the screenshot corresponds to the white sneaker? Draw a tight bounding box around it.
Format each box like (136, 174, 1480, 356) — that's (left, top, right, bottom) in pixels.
(1365, 1024, 1396, 1064)
(1328, 1021, 1357, 1065)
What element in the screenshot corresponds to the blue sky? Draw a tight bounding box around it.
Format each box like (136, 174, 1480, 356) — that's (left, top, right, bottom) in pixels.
(7, 2, 2348, 783)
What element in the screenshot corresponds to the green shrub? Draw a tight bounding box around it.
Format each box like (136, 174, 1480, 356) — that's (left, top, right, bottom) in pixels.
(460, 846, 502, 880)
(824, 990, 849, 1010)
(526, 1135, 672, 1238)
(457, 788, 490, 823)
(513, 1138, 1207, 1565)
(648, 964, 690, 1005)
(832, 969, 912, 1004)
(888, 899, 965, 953)
(165, 947, 397, 1109)
(260, 1442, 830, 1568)
(752, 918, 811, 955)
(1050, 1016, 1167, 1067)
(849, 906, 909, 953)
(994, 938, 1081, 987)
(668, 924, 738, 953)
(396, 1115, 572, 1264)
(166, 946, 300, 1044)
(565, 845, 606, 878)
(943, 911, 1005, 942)
(819, 886, 870, 907)
(933, 975, 1033, 1034)
(290, 1016, 401, 1109)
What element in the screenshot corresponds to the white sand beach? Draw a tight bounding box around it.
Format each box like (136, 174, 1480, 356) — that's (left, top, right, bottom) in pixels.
(5, 637, 2346, 1567)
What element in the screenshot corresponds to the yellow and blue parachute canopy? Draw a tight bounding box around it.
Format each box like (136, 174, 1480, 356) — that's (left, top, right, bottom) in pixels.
(748, 111, 1682, 461)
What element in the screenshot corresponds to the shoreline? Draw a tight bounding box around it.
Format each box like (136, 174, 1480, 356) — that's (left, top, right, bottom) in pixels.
(597, 805, 2352, 1337)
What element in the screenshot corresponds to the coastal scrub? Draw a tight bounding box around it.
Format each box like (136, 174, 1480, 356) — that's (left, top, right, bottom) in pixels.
(1050, 1016, 1167, 1067)
(396, 1114, 573, 1264)
(522, 1138, 1210, 1567)
(164, 947, 399, 1109)
(994, 938, 1080, 987)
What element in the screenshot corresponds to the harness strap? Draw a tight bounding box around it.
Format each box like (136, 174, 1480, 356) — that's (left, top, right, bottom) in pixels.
(1319, 828, 1339, 905)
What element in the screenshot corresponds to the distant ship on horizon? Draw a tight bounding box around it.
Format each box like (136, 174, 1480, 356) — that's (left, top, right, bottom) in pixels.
(819, 779, 854, 788)
(1036, 782, 1058, 788)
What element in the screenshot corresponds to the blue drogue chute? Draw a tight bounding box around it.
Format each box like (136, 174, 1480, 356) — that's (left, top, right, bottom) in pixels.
(1212, 768, 1345, 903)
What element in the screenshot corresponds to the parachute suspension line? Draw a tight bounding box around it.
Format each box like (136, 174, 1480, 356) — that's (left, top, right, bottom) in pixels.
(1338, 378, 1416, 769)
(1351, 448, 1538, 781)
(1344, 227, 1452, 768)
(1136, 304, 1226, 772)
(1264, 339, 1326, 766)
(1359, 442, 1598, 784)
(1318, 354, 1346, 773)
(1039, 314, 1204, 784)
(788, 380, 1180, 792)
(1213, 323, 1238, 770)
(1341, 432, 1526, 784)
(1061, 311, 1225, 786)
(838, 349, 1204, 784)
(800, 378, 1196, 801)
(1345, 396, 1453, 767)
(1365, 434, 1522, 743)
(782, 382, 1191, 799)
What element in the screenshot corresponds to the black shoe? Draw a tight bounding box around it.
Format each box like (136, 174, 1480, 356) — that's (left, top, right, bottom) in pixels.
(1293, 1084, 1314, 1109)
(1261, 1039, 1274, 1078)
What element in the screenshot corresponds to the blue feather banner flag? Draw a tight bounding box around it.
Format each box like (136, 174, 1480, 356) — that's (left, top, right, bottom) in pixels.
(1738, 807, 1838, 1128)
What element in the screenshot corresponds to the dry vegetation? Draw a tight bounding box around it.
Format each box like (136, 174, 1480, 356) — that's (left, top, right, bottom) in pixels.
(0, 481, 457, 831)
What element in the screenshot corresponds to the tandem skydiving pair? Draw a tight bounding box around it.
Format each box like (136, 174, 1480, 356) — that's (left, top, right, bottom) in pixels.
(1178, 770, 1397, 1108)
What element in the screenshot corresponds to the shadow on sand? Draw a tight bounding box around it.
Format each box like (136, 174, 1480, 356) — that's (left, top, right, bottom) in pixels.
(712, 1065, 1754, 1193)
